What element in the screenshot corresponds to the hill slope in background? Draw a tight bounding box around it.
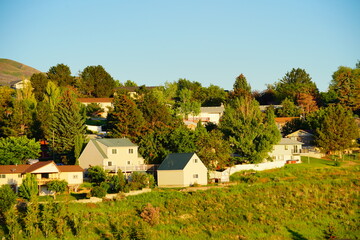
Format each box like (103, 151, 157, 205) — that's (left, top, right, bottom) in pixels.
(0, 58, 41, 86)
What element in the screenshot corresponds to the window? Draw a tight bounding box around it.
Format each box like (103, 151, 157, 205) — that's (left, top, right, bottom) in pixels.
(0, 174, 5, 178)
(194, 159, 198, 163)
(193, 174, 198, 178)
(129, 149, 134, 154)
(108, 161, 112, 166)
(73, 175, 78, 179)
(127, 161, 131, 165)
(285, 145, 288, 150)
(112, 149, 117, 154)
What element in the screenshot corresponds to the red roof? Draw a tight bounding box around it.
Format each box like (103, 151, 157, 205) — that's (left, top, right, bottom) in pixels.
(0, 161, 83, 174)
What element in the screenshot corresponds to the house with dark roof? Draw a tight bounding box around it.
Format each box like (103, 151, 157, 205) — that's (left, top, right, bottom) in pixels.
(78, 138, 154, 174)
(285, 129, 314, 146)
(0, 161, 83, 194)
(157, 153, 207, 187)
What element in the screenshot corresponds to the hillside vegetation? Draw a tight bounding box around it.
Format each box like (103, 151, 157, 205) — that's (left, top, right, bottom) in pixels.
(1, 158, 359, 239)
(0, 58, 41, 85)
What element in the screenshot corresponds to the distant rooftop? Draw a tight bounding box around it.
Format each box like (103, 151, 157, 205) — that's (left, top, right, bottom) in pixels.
(95, 138, 137, 147)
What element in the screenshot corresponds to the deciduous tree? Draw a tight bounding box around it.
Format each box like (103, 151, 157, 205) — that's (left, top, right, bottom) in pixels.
(80, 65, 116, 97)
(47, 64, 74, 87)
(18, 173, 38, 201)
(0, 136, 41, 165)
(0, 185, 17, 214)
(46, 180, 68, 199)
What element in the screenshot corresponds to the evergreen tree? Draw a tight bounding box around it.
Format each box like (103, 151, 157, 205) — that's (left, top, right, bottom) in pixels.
(233, 74, 251, 93)
(107, 94, 147, 141)
(0, 184, 17, 214)
(316, 104, 359, 156)
(48, 88, 86, 163)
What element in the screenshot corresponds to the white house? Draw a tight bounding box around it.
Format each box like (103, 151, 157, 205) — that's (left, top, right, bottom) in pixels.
(268, 138, 304, 163)
(78, 98, 113, 118)
(187, 105, 225, 125)
(157, 153, 208, 187)
(78, 138, 153, 173)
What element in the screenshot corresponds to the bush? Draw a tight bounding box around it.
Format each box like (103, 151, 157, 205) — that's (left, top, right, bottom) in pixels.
(140, 203, 160, 226)
(100, 182, 110, 193)
(0, 185, 17, 213)
(91, 186, 107, 198)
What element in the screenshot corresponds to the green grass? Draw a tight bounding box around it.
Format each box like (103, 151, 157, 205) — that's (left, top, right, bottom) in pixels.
(2, 158, 359, 239)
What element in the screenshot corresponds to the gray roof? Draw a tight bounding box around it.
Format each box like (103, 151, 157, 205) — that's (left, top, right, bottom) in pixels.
(277, 138, 304, 145)
(95, 138, 137, 147)
(158, 153, 196, 170)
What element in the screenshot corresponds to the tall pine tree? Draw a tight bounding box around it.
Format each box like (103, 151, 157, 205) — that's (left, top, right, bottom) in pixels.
(48, 88, 85, 164)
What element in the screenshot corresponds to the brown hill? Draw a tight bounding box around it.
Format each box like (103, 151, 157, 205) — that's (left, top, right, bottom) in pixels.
(0, 58, 41, 86)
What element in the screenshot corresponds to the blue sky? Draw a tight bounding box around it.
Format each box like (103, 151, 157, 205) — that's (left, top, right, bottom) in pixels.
(1, 0, 359, 92)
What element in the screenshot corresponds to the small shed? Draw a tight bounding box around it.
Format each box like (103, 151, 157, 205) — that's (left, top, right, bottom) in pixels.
(157, 153, 207, 187)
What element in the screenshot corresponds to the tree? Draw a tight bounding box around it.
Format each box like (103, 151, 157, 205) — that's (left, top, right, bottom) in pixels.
(47, 64, 74, 87)
(176, 88, 201, 120)
(297, 92, 318, 116)
(201, 84, 226, 106)
(316, 104, 359, 157)
(220, 95, 280, 163)
(168, 126, 196, 153)
(0, 185, 17, 214)
(87, 166, 107, 185)
(46, 180, 68, 199)
(47, 88, 86, 163)
(18, 173, 38, 201)
(0, 136, 41, 165)
(196, 129, 231, 170)
(30, 73, 48, 101)
(124, 80, 138, 87)
(85, 103, 104, 117)
(330, 65, 360, 113)
(233, 74, 251, 93)
(80, 65, 116, 97)
(275, 68, 318, 103)
(276, 98, 300, 117)
(0, 86, 15, 137)
(107, 94, 147, 141)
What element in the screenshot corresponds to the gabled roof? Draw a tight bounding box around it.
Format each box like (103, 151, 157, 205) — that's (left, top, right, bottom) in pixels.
(0, 161, 83, 174)
(96, 138, 137, 147)
(200, 105, 225, 114)
(57, 165, 83, 172)
(277, 138, 304, 145)
(286, 129, 313, 137)
(0, 165, 29, 174)
(158, 153, 196, 170)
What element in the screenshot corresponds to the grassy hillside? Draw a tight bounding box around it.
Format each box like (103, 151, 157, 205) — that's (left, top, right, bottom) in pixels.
(1, 158, 359, 239)
(0, 58, 41, 85)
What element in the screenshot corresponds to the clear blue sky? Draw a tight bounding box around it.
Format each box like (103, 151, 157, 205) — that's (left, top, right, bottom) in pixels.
(1, 0, 359, 92)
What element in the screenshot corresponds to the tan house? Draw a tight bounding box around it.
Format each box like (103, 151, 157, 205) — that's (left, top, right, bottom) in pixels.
(0, 161, 83, 195)
(285, 129, 314, 146)
(157, 153, 207, 187)
(78, 138, 154, 174)
(78, 98, 113, 118)
(268, 138, 304, 163)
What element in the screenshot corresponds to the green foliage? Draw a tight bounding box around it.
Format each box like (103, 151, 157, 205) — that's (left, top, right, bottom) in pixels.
(85, 103, 104, 117)
(316, 104, 359, 154)
(129, 172, 149, 190)
(48, 88, 86, 163)
(330, 65, 360, 113)
(47, 180, 68, 195)
(30, 72, 48, 101)
(275, 68, 318, 103)
(107, 93, 147, 141)
(176, 88, 201, 120)
(0, 136, 41, 165)
(80, 65, 116, 97)
(0, 184, 17, 213)
(91, 186, 107, 198)
(233, 73, 251, 94)
(220, 95, 280, 163)
(168, 125, 196, 153)
(18, 173, 38, 201)
(276, 98, 301, 117)
(87, 166, 107, 185)
(47, 63, 74, 87)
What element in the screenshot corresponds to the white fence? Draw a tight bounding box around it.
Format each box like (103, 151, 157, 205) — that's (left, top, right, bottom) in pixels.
(209, 160, 288, 182)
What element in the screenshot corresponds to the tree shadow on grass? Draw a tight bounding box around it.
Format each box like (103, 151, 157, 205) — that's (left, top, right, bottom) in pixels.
(286, 227, 308, 240)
